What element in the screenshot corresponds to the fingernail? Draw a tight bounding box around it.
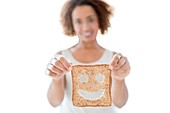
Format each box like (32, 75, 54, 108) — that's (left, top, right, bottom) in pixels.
(55, 54, 63, 60)
(45, 69, 50, 75)
(47, 63, 53, 70)
(117, 54, 122, 59)
(50, 58, 56, 65)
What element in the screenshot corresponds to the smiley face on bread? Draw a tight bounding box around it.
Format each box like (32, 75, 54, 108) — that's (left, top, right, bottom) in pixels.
(71, 64, 112, 107)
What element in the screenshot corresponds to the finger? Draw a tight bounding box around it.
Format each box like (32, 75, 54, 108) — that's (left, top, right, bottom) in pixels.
(114, 57, 126, 70)
(58, 57, 72, 70)
(119, 60, 130, 74)
(118, 58, 130, 71)
(109, 53, 122, 69)
(54, 60, 69, 72)
(54, 54, 72, 70)
(45, 69, 56, 76)
(49, 57, 68, 72)
(114, 61, 130, 75)
(50, 58, 57, 65)
(54, 54, 63, 60)
(45, 69, 63, 79)
(47, 63, 63, 74)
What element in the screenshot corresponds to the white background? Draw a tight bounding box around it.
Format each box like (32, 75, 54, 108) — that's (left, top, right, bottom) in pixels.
(0, 0, 170, 113)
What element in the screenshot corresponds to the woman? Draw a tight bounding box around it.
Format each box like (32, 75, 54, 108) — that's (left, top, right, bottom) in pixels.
(46, 0, 131, 112)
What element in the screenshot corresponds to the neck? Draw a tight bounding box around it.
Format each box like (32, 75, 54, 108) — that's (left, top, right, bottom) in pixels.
(75, 40, 100, 50)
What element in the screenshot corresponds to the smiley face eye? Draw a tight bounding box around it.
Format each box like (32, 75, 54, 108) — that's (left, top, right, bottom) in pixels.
(96, 74, 104, 83)
(79, 75, 88, 82)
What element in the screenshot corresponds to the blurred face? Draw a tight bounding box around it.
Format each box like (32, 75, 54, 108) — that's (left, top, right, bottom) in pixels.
(72, 5, 99, 42)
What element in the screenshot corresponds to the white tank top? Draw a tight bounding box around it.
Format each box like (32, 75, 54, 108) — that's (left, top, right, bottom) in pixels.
(60, 49, 116, 113)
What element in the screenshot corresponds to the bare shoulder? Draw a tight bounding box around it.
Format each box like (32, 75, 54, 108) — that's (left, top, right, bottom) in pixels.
(56, 45, 76, 55)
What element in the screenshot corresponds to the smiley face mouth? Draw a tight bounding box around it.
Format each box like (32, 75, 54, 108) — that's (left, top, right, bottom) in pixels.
(78, 89, 105, 100)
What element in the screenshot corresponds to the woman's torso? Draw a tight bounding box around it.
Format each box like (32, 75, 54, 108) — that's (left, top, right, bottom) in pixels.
(60, 49, 116, 113)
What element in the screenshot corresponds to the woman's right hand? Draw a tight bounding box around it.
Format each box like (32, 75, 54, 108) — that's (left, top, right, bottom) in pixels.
(45, 54, 72, 80)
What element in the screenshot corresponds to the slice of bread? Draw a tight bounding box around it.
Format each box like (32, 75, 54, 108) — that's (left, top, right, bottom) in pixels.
(71, 64, 112, 107)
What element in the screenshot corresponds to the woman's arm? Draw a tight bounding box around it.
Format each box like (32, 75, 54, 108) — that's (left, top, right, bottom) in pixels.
(109, 53, 130, 108)
(112, 78, 128, 108)
(47, 77, 65, 107)
(46, 52, 72, 107)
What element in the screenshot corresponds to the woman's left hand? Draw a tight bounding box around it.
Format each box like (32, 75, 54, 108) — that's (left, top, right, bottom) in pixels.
(109, 53, 131, 80)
